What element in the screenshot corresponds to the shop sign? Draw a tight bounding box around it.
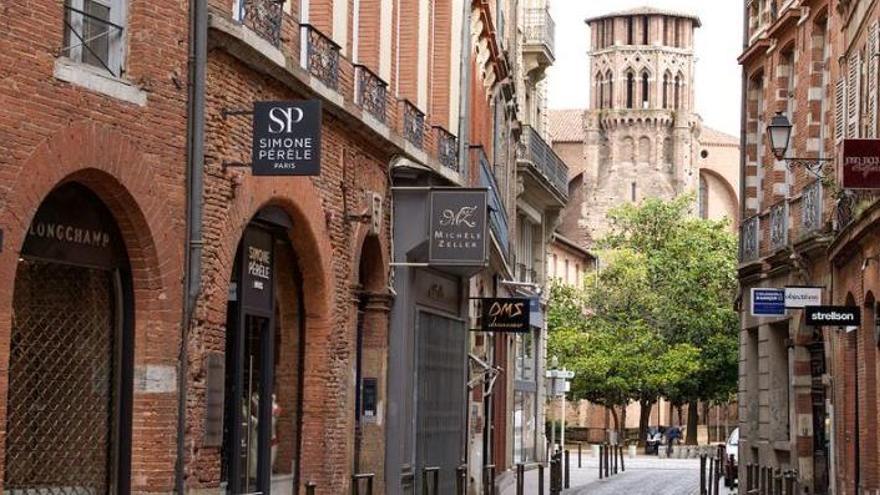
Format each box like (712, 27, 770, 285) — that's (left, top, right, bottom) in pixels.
(805, 306, 861, 327)
(241, 227, 274, 313)
(428, 189, 488, 266)
(252, 100, 322, 176)
(22, 183, 123, 269)
(481, 297, 530, 333)
(784, 286, 823, 309)
(750, 288, 785, 317)
(529, 297, 544, 328)
(842, 139, 880, 189)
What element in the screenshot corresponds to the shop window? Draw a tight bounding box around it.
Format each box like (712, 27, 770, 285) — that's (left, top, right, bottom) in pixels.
(62, 0, 127, 76)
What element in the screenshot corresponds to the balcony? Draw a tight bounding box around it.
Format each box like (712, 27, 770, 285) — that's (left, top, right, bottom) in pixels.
(522, 7, 555, 80)
(300, 24, 340, 89)
(516, 263, 537, 285)
(354, 65, 387, 123)
(238, 0, 283, 47)
(800, 180, 823, 236)
(740, 216, 760, 263)
(475, 148, 510, 259)
(837, 190, 880, 231)
(434, 126, 458, 173)
(769, 201, 788, 252)
(518, 126, 569, 202)
(402, 100, 425, 149)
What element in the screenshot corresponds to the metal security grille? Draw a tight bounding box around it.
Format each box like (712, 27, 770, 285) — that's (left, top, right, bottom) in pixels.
(6, 260, 116, 494)
(416, 312, 466, 495)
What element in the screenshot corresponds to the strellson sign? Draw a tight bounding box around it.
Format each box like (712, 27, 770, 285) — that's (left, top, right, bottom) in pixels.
(252, 100, 321, 176)
(841, 139, 880, 189)
(805, 306, 861, 327)
(428, 188, 488, 266)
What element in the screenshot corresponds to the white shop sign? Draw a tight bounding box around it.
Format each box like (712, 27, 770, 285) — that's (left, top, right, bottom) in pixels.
(784, 286, 823, 309)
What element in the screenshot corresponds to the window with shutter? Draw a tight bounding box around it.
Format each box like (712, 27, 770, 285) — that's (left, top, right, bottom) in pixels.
(846, 52, 861, 138)
(835, 78, 846, 142)
(871, 22, 880, 137)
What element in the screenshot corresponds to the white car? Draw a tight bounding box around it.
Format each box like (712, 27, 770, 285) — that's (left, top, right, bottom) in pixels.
(724, 428, 739, 487)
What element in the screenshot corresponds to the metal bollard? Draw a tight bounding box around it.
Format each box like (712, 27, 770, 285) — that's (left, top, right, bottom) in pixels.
(613, 445, 618, 475)
(351, 473, 375, 495)
(700, 455, 707, 495)
(305, 481, 317, 495)
(422, 467, 439, 495)
(708, 456, 715, 495)
(483, 464, 496, 495)
(564, 450, 571, 488)
(604, 444, 610, 478)
(538, 463, 545, 495)
(456, 464, 467, 495)
(598, 444, 604, 479)
(516, 464, 525, 495)
(620, 444, 626, 472)
(578, 442, 583, 468)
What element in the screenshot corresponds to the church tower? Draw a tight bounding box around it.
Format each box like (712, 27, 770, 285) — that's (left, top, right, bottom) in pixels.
(580, 7, 703, 241)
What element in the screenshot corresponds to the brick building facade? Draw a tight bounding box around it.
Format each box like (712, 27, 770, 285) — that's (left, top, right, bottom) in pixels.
(0, 1, 563, 494)
(737, 0, 880, 493)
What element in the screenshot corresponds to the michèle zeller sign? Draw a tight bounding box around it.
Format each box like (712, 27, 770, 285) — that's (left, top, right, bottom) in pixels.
(428, 188, 488, 266)
(252, 100, 322, 176)
(482, 298, 531, 333)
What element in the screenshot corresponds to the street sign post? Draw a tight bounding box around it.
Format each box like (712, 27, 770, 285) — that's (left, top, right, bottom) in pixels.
(751, 288, 786, 317)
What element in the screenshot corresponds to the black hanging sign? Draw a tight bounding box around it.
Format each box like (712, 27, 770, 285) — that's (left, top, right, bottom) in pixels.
(428, 188, 488, 266)
(252, 100, 322, 176)
(805, 306, 861, 327)
(481, 297, 530, 333)
(240, 227, 274, 313)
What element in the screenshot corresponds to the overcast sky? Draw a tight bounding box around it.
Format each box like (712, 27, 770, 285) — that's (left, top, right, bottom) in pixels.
(546, 0, 744, 136)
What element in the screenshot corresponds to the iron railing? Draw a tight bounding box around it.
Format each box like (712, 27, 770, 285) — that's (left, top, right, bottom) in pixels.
(238, 0, 284, 46)
(740, 215, 760, 262)
(519, 126, 569, 200)
(800, 180, 823, 235)
(837, 190, 880, 231)
(434, 126, 459, 172)
(354, 65, 387, 123)
(300, 24, 340, 89)
(769, 201, 788, 251)
(523, 7, 555, 56)
(402, 100, 426, 149)
(475, 147, 510, 257)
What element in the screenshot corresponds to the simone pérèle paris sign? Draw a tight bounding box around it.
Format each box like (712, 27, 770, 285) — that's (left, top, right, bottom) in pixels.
(481, 298, 530, 333)
(842, 139, 880, 189)
(428, 188, 488, 266)
(252, 100, 322, 176)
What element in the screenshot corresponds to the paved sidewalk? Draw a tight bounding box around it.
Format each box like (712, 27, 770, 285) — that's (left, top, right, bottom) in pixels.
(501, 454, 736, 495)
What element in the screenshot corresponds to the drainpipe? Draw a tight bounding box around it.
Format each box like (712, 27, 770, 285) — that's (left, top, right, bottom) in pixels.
(458, 0, 472, 179)
(177, 0, 207, 491)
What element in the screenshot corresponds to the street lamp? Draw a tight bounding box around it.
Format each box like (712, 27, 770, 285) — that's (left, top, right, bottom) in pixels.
(766, 112, 833, 178)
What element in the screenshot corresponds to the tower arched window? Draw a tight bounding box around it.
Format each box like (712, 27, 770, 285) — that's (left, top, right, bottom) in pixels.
(606, 71, 614, 108)
(626, 72, 635, 109)
(674, 74, 682, 109)
(642, 72, 650, 108)
(597, 73, 605, 109)
(663, 73, 670, 108)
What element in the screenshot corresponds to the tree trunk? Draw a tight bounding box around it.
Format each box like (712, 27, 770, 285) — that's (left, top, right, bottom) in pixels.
(609, 406, 620, 445)
(621, 404, 628, 445)
(637, 399, 653, 447)
(686, 400, 699, 445)
(676, 404, 684, 426)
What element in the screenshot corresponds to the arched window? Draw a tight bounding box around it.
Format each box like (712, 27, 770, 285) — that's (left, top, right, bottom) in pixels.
(606, 71, 614, 108)
(674, 74, 682, 109)
(626, 72, 635, 109)
(642, 72, 650, 108)
(597, 73, 605, 109)
(674, 19, 681, 47)
(663, 73, 670, 108)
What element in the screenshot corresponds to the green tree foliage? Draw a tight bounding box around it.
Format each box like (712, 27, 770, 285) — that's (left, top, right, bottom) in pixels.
(547, 196, 739, 442)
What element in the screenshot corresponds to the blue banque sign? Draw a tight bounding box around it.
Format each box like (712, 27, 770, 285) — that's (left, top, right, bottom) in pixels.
(751, 288, 786, 317)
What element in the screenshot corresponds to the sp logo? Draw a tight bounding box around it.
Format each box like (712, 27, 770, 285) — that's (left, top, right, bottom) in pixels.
(268, 106, 305, 134)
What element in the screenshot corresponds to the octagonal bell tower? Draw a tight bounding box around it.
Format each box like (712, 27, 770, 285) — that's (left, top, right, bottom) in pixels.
(580, 7, 703, 241)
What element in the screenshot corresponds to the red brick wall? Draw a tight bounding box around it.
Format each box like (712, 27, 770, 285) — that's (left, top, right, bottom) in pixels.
(0, 0, 188, 491)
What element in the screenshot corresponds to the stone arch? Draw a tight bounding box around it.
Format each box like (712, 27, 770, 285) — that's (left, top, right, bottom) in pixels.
(699, 168, 740, 223)
(0, 123, 181, 490)
(638, 136, 652, 163)
(620, 136, 636, 163)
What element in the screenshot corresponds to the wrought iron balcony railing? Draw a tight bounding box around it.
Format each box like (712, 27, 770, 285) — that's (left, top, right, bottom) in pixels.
(837, 190, 880, 231)
(523, 7, 555, 57)
(238, 0, 284, 46)
(740, 215, 760, 263)
(769, 201, 788, 252)
(354, 65, 387, 122)
(800, 180, 823, 235)
(475, 147, 510, 258)
(402, 100, 425, 149)
(300, 24, 340, 89)
(518, 126, 569, 200)
(434, 126, 459, 172)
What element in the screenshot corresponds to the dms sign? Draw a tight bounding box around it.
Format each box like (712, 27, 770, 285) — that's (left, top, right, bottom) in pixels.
(252, 100, 321, 176)
(805, 306, 861, 327)
(482, 298, 530, 333)
(842, 139, 880, 189)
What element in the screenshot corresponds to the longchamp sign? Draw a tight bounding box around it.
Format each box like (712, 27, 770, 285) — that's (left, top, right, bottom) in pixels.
(842, 139, 880, 189)
(252, 100, 322, 176)
(805, 306, 861, 327)
(428, 189, 488, 266)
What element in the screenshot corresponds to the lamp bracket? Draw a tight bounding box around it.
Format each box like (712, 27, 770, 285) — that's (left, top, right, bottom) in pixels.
(782, 157, 834, 180)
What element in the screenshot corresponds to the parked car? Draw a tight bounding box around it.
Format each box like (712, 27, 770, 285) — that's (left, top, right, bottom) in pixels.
(724, 428, 739, 487)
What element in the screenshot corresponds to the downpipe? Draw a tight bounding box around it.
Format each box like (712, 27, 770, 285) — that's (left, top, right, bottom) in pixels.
(177, 0, 207, 491)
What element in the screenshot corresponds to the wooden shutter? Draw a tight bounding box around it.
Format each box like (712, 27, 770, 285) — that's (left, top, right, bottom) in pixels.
(870, 22, 880, 137)
(846, 52, 861, 138)
(835, 77, 846, 141)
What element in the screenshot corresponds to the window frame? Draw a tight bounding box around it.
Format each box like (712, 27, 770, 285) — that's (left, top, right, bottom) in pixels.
(64, 0, 128, 77)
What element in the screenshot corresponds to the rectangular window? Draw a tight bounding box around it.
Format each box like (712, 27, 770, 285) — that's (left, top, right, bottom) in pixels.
(63, 0, 126, 76)
(642, 16, 649, 45)
(627, 17, 634, 44)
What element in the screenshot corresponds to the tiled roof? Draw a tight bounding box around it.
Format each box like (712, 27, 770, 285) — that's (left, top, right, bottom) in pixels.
(700, 126, 739, 147)
(548, 109, 586, 143)
(586, 7, 701, 27)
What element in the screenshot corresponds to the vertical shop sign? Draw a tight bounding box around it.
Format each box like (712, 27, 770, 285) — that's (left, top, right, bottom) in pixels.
(428, 189, 488, 266)
(252, 100, 322, 176)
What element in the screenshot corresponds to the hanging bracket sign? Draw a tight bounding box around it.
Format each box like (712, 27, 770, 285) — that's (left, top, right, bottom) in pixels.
(428, 188, 489, 266)
(481, 297, 530, 333)
(784, 286, 823, 309)
(805, 306, 861, 327)
(252, 100, 322, 176)
(842, 139, 880, 189)
(751, 288, 786, 317)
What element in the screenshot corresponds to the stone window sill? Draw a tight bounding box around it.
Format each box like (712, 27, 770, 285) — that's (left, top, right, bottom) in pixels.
(54, 58, 147, 107)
